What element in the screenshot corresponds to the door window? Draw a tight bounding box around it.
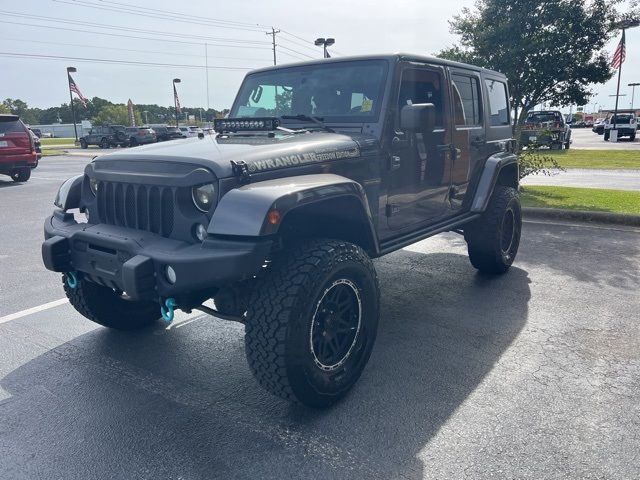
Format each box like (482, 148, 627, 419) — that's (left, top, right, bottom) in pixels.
(452, 74, 482, 126)
(397, 68, 444, 128)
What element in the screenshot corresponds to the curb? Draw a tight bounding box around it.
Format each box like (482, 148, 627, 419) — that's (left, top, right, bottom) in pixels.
(523, 207, 640, 227)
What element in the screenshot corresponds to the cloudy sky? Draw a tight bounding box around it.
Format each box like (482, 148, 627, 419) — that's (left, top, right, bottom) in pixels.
(2, 0, 639, 113)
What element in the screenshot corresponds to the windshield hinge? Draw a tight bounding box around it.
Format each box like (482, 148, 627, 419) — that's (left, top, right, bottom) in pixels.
(231, 160, 251, 184)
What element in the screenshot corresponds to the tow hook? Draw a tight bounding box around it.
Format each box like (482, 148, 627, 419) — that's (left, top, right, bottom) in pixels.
(65, 271, 79, 289)
(161, 297, 177, 323)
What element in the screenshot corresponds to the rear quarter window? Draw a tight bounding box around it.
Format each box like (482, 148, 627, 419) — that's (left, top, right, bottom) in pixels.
(484, 79, 510, 126)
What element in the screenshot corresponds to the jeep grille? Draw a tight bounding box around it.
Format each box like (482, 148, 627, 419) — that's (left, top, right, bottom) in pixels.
(96, 181, 174, 237)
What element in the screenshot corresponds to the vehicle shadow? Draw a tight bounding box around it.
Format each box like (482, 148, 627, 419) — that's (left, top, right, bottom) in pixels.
(0, 251, 531, 480)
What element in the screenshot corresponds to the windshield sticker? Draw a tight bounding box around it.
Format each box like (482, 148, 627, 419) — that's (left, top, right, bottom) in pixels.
(361, 99, 373, 112)
(247, 146, 360, 173)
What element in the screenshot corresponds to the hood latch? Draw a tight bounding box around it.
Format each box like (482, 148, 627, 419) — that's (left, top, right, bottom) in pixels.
(231, 160, 251, 184)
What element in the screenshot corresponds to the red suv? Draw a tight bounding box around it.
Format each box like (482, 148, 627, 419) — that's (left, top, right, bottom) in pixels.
(0, 114, 38, 182)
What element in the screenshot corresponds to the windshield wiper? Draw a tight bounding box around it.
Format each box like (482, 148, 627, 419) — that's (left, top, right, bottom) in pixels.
(280, 115, 335, 133)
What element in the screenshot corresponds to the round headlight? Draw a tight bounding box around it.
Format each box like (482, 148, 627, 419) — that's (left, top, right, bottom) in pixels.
(89, 178, 98, 196)
(191, 183, 216, 212)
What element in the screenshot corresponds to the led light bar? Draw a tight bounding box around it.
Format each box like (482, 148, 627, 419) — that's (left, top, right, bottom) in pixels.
(214, 117, 280, 133)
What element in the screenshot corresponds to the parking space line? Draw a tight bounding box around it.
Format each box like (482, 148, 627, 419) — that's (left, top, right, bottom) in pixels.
(0, 298, 68, 325)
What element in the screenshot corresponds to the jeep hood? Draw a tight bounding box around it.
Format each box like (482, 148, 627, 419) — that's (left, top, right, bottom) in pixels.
(92, 131, 378, 179)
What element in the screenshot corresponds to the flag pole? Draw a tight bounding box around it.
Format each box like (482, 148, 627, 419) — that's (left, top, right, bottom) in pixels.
(612, 29, 625, 135)
(66, 68, 78, 142)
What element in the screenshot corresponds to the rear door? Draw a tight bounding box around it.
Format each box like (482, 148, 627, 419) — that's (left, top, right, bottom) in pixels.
(0, 116, 31, 155)
(448, 68, 486, 211)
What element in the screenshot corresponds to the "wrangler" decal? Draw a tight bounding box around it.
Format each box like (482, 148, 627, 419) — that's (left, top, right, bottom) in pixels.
(247, 146, 360, 173)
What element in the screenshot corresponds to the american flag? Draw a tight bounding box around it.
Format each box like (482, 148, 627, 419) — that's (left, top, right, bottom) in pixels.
(174, 83, 182, 114)
(612, 30, 626, 69)
(68, 73, 87, 107)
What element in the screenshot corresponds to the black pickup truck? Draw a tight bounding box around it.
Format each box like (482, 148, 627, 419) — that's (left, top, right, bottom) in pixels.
(43, 54, 521, 407)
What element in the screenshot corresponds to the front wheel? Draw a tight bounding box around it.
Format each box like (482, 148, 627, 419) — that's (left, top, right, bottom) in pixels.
(100, 138, 110, 149)
(245, 240, 380, 408)
(604, 130, 610, 141)
(464, 186, 522, 274)
(63, 274, 160, 330)
(80, 139, 88, 149)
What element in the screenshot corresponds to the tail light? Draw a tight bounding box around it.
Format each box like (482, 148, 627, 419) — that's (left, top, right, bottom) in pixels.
(138, 131, 145, 136)
(28, 131, 35, 153)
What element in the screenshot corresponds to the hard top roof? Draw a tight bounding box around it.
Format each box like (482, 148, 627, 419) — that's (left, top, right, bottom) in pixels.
(247, 53, 506, 79)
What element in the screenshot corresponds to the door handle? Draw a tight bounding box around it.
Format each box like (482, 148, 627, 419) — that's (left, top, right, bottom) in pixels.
(389, 155, 401, 171)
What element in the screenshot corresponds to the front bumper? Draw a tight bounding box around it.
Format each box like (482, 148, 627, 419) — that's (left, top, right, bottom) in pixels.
(42, 210, 272, 301)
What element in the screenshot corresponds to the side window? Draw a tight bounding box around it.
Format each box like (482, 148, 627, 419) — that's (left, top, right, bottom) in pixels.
(452, 74, 482, 126)
(397, 68, 444, 128)
(484, 79, 510, 126)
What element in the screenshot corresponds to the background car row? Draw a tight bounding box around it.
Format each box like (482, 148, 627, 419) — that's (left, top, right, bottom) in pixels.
(79, 124, 206, 149)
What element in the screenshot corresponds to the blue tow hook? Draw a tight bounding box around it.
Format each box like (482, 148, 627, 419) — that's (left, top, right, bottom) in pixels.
(161, 298, 177, 323)
(66, 271, 79, 289)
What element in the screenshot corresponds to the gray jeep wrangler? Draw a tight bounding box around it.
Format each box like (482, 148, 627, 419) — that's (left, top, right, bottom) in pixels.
(42, 54, 521, 408)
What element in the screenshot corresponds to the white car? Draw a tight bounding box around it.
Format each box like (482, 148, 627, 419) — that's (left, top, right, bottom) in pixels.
(603, 113, 637, 141)
(178, 126, 203, 138)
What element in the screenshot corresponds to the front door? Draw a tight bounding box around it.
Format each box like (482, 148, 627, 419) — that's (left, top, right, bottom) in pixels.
(386, 63, 452, 231)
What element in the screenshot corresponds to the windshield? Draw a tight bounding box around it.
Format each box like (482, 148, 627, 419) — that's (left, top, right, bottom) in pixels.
(611, 114, 633, 124)
(230, 60, 388, 123)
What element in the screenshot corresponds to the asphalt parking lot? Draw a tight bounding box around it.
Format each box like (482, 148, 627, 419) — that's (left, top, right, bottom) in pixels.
(1, 155, 639, 479)
(570, 127, 640, 149)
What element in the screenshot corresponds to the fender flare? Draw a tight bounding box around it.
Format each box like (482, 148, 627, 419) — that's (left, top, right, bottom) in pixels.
(470, 151, 519, 213)
(54, 174, 84, 211)
(209, 173, 378, 246)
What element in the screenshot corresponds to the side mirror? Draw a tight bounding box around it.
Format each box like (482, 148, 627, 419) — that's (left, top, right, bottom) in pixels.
(400, 103, 436, 133)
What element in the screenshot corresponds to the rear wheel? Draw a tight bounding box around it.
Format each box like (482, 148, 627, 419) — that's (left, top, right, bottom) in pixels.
(245, 240, 379, 407)
(11, 167, 31, 182)
(464, 186, 521, 274)
(604, 130, 610, 141)
(63, 274, 160, 330)
(129, 138, 137, 147)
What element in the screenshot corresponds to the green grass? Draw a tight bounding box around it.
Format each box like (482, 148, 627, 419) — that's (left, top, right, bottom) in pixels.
(40, 138, 75, 146)
(41, 149, 68, 156)
(545, 149, 640, 169)
(521, 186, 640, 215)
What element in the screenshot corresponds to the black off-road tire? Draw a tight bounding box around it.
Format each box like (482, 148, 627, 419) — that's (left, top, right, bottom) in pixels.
(631, 132, 636, 142)
(464, 186, 522, 274)
(129, 138, 137, 147)
(80, 139, 88, 149)
(63, 274, 160, 330)
(604, 130, 610, 141)
(245, 240, 380, 408)
(11, 168, 31, 182)
(100, 138, 110, 149)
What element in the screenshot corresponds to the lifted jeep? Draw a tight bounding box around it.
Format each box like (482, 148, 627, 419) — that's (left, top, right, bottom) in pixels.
(42, 54, 521, 408)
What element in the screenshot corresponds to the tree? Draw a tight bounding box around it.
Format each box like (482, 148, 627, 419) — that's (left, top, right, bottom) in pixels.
(438, 0, 635, 126)
(92, 104, 141, 126)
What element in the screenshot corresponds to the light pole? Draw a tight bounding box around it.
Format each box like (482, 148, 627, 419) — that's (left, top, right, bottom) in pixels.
(629, 83, 640, 111)
(314, 37, 335, 58)
(143, 110, 149, 124)
(172, 78, 181, 128)
(66, 66, 78, 142)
